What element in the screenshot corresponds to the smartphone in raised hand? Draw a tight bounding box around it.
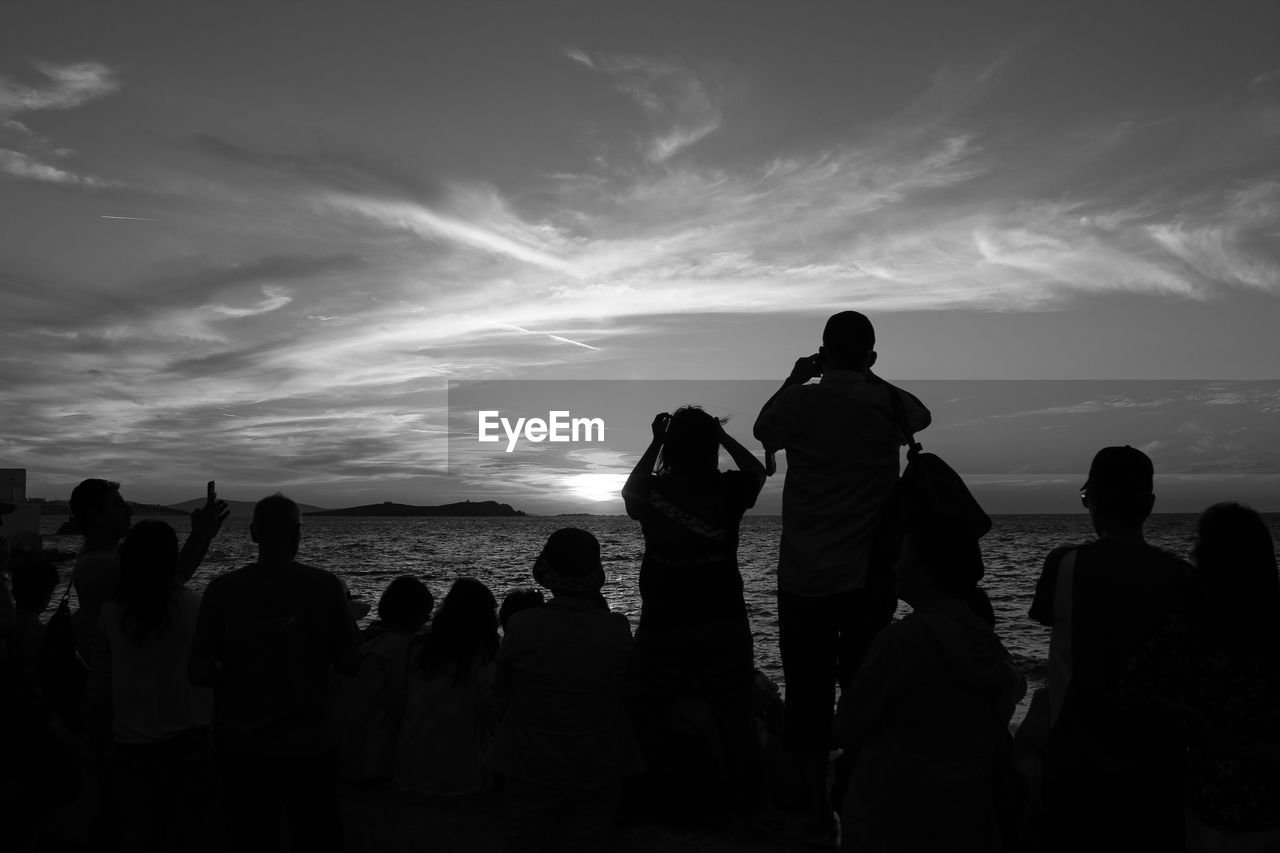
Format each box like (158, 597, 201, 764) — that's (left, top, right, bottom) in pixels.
(207, 480, 217, 505)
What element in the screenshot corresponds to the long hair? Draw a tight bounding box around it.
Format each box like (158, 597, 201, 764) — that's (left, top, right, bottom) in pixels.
(116, 520, 180, 644)
(377, 575, 434, 633)
(414, 577, 498, 685)
(656, 406, 724, 478)
(1191, 502, 1280, 649)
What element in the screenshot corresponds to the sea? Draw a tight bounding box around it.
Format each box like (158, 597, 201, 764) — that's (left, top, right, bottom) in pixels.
(38, 512, 1280, 728)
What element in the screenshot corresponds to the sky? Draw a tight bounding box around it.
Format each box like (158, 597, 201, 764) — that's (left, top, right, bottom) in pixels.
(1, 1, 1278, 513)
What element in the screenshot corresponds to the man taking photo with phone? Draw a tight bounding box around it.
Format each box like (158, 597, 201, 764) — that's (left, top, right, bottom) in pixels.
(754, 311, 930, 846)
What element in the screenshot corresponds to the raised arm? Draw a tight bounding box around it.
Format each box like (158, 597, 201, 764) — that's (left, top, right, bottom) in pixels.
(719, 422, 766, 501)
(754, 355, 822, 476)
(177, 483, 230, 584)
(754, 355, 820, 439)
(621, 412, 670, 519)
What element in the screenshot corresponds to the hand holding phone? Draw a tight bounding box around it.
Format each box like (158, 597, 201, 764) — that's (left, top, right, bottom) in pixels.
(191, 479, 230, 539)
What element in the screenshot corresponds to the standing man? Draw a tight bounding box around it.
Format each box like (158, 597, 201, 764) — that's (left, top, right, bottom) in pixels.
(69, 478, 228, 656)
(189, 493, 361, 852)
(753, 311, 930, 844)
(1029, 446, 1190, 852)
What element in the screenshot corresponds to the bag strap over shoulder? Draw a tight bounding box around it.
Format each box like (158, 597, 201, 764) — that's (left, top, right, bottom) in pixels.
(1047, 548, 1078, 728)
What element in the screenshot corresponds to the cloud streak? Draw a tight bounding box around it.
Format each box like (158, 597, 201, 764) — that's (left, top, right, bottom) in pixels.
(4, 39, 1280, 509)
(0, 61, 119, 187)
(566, 49, 722, 162)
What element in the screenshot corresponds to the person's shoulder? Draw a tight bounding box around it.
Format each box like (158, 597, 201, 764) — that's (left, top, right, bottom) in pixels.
(1044, 543, 1084, 567)
(769, 382, 813, 411)
(505, 605, 546, 634)
(201, 563, 258, 596)
(291, 561, 344, 585)
(1135, 542, 1195, 580)
(1085, 538, 1188, 568)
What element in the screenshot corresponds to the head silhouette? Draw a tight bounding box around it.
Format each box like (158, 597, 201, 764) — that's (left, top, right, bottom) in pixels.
(1080, 446, 1155, 535)
(533, 528, 606, 597)
(117, 519, 180, 643)
(657, 406, 723, 477)
(499, 587, 545, 630)
(416, 577, 499, 684)
(70, 478, 131, 541)
(250, 493, 302, 563)
(820, 311, 877, 372)
(1192, 502, 1279, 628)
(377, 575, 434, 633)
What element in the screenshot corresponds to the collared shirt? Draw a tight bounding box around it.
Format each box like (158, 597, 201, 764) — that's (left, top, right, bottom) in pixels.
(754, 370, 930, 596)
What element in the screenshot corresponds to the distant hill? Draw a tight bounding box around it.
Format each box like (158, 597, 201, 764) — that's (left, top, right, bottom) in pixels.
(305, 500, 525, 518)
(38, 500, 187, 517)
(169, 498, 329, 519)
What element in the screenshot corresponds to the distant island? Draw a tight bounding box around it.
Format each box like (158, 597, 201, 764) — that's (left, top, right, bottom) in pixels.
(305, 500, 526, 518)
(38, 499, 189, 518)
(169, 498, 327, 519)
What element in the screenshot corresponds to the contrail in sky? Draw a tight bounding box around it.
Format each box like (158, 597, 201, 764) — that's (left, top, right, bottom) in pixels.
(100, 215, 163, 221)
(493, 321, 600, 350)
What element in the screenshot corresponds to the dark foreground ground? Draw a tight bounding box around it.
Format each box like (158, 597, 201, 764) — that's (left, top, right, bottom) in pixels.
(342, 786, 803, 853)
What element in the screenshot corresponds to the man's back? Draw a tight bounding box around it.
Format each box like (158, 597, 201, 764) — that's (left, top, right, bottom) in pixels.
(490, 597, 642, 788)
(1030, 539, 1191, 789)
(190, 560, 360, 754)
(755, 371, 929, 595)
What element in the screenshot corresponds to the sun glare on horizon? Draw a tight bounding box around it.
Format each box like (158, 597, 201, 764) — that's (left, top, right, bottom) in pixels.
(565, 472, 629, 503)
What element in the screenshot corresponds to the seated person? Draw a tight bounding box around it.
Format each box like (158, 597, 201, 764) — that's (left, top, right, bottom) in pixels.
(835, 516, 1025, 853)
(395, 577, 499, 796)
(336, 575, 433, 784)
(488, 529, 644, 852)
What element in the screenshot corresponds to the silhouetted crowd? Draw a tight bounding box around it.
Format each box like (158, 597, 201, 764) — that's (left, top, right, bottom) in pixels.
(1, 311, 1277, 852)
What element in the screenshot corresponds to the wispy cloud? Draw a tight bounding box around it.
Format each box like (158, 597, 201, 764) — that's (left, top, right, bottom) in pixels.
(566, 49, 722, 162)
(0, 62, 118, 114)
(5, 42, 1280, 508)
(0, 61, 119, 187)
(1249, 68, 1280, 89)
(0, 148, 114, 187)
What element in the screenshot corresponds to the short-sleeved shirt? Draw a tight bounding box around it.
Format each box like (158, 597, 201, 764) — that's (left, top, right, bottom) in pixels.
(1029, 538, 1191, 791)
(189, 561, 361, 755)
(754, 371, 930, 596)
(633, 470, 759, 627)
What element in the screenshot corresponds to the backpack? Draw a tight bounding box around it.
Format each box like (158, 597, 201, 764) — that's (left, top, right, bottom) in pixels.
(867, 384, 992, 602)
(39, 581, 88, 731)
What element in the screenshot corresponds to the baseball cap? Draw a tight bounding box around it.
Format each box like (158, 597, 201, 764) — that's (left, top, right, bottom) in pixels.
(1081, 445, 1154, 494)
